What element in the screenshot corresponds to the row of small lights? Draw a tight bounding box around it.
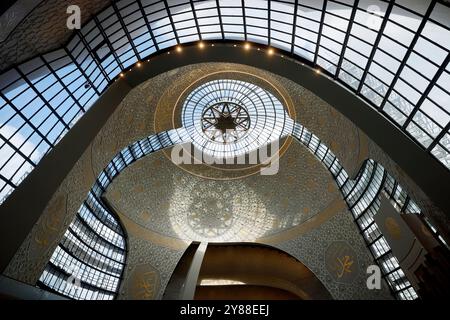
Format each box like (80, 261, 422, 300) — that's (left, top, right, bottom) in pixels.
(119, 41, 321, 78)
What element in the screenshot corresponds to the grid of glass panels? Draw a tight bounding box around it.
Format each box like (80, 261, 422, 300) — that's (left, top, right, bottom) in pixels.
(37, 128, 186, 299)
(292, 122, 418, 300)
(37, 194, 126, 300)
(182, 79, 293, 159)
(1, 0, 450, 205)
(383, 172, 449, 249)
(0, 50, 99, 203)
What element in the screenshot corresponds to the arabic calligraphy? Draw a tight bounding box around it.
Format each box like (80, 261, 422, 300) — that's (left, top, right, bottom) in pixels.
(336, 255, 354, 278)
(325, 241, 359, 284)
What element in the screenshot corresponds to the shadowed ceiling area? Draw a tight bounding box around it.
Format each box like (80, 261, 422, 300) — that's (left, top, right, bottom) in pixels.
(195, 243, 333, 300)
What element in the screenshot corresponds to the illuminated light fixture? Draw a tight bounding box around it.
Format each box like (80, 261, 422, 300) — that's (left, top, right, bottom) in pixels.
(200, 279, 246, 286)
(315, 69, 321, 74)
(233, 44, 237, 47)
(198, 42, 205, 49)
(211, 44, 215, 47)
(244, 43, 250, 50)
(136, 62, 141, 67)
(257, 48, 260, 51)
(167, 52, 170, 54)
(176, 46, 182, 52)
(120, 73, 124, 78)
(268, 48, 274, 55)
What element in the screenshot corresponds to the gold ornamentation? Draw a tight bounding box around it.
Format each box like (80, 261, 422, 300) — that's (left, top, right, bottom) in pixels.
(421, 224, 433, 238)
(134, 184, 144, 193)
(281, 197, 289, 210)
(152, 159, 162, 168)
(125, 112, 134, 125)
(327, 182, 337, 193)
(139, 211, 151, 223)
(306, 178, 317, 190)
(137, 121, 146, 131)
(330, 141, 338, 151)
(286, 175, 296, 185)
(127, 264, 160, 300)
(136, 272, 156, 299)
(385, 217, 401, 240)
(325, 241, 359, 284)
(82, 157, 95, 189)
(286, 156, 297, 167)
(336, 255, 354, 278)
(157, 69, 295, 180)
(306, 156, 316, 168)
(33, 194, 66, 257)
(109, 189, 122, 202)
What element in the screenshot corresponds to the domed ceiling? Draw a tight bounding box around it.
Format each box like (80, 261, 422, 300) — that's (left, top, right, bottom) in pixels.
(105, 140, 342, 243)
(98, 62, 364, 243)
(0, 62, 372, 299)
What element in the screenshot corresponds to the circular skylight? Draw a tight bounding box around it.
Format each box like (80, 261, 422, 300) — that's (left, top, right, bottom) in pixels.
(200, 101, 251, 143)
(181, 79, 293, 159)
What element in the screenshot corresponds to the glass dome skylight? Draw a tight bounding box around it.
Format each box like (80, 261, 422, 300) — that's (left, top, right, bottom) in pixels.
(200, 101, 251, 143)
(1, 0, 449, 204)
(181, 79, 294, 159)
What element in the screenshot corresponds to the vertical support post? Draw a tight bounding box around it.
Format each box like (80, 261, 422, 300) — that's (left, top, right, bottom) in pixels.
(180, 242, 208, 300)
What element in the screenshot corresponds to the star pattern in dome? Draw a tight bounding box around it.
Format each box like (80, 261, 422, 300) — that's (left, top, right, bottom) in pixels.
(201, 102, 250, 143)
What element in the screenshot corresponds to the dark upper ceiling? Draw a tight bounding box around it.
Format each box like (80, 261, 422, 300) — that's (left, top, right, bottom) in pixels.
(0, 0, 17, 16)
(0, 0, 110, 71)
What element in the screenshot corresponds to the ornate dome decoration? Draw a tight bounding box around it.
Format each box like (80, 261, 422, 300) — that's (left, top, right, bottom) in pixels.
(181, 79, 294, 159)
(200, 102, 251, 143)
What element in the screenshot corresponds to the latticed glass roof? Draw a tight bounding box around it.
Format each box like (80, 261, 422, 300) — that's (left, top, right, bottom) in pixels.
(181, 79, 293, 158)
(0, 0, 449, 204)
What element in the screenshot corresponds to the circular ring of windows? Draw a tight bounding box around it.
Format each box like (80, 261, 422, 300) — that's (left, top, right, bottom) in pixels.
(181, 79, 293, 159)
